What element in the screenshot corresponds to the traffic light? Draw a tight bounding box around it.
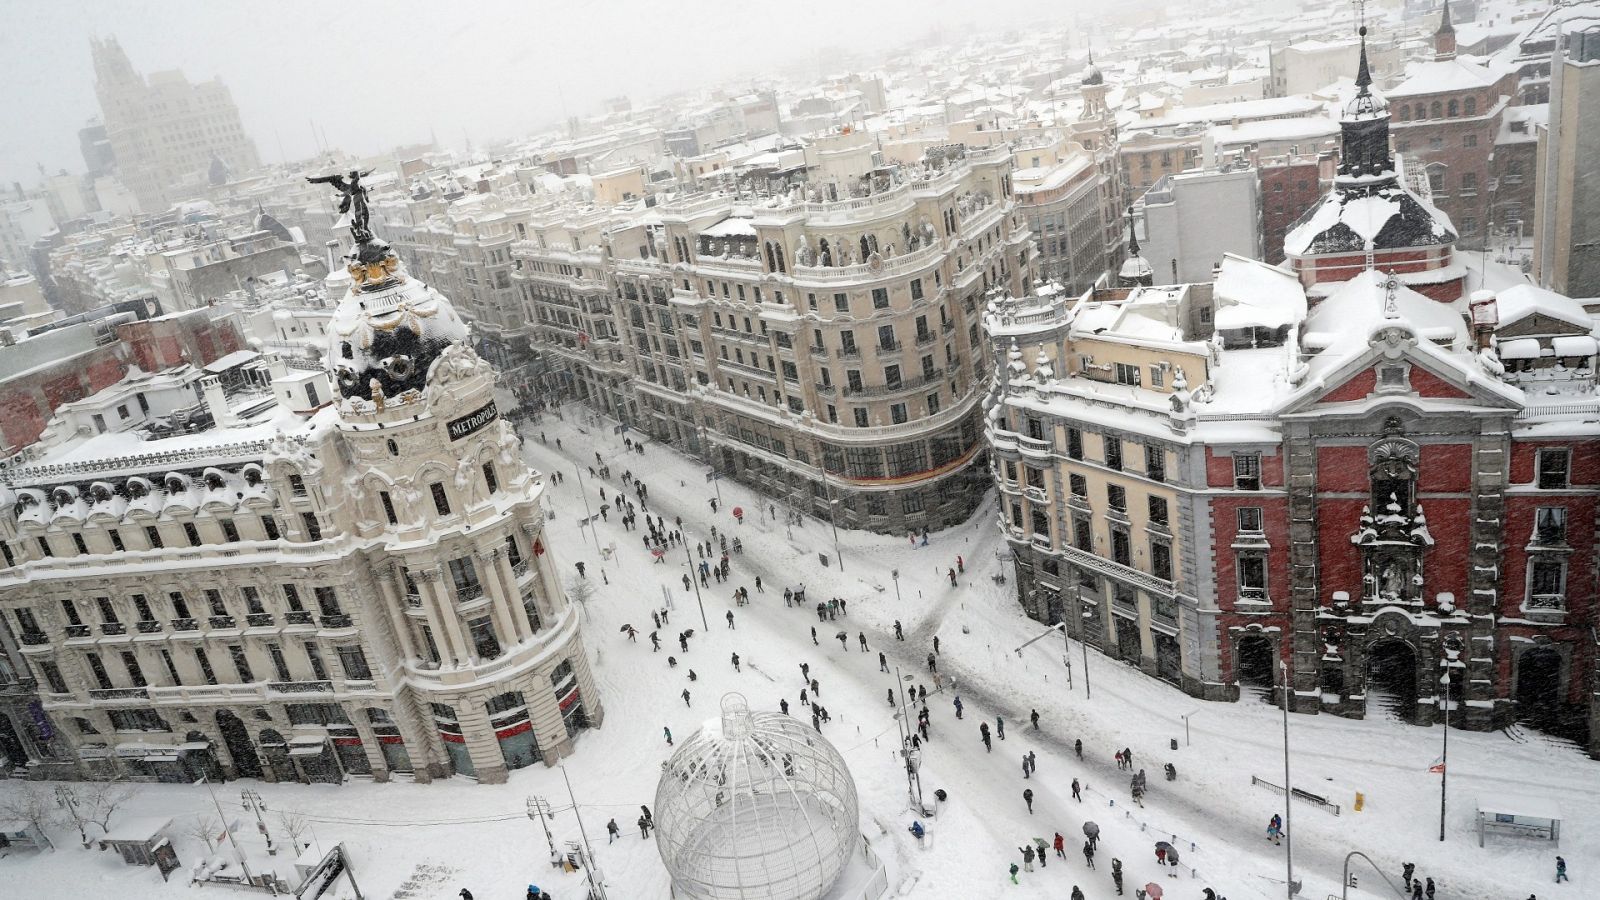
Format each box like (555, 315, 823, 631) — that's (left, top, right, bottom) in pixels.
(1347, 874, 1359, 888)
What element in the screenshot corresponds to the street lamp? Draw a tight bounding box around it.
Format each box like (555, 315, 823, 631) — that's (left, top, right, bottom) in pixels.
(893, 666, 926, 814)
(680, 532, 710, 631)
(1339, 850, 1411, 899)
(1279, 658, 1299, 898)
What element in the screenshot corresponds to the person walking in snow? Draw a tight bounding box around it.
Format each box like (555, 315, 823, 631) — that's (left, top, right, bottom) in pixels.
(810, 678, 820, 696)
(1401, 862, 1416, 890)
(954, 695, 964, 719)
(1111, 858, 1124, 894)
(1022, 755, 1030, 779)
(811, 711, 821, 732)
(1053, 832, 1066, 859)
(880, 652, 889, 673)
(1266, 813, 1282, 845)
(957, 555, 964, 573)
(889, 688, 897, 707)
(459, 890, 473, 900)
(1082, 840, 1096, 869)
(731, 652, 740, 672)
(637, 815, 650, 838)
(682, 688, 691, 707)
(679, 632, 689, 653)
(649, 631, 660, 651)
(894, 620, 904, 640)
(980, 722, 992, 752)
(1009, 863, 1019, 885)
(754, 576, 762, 593)
(1075, 738, 1083, 759)
(1023, 788, 1034, 814)
(726, 610, 735, 629)
(927, 652, 938, 673)
(1071, 778, 1082, 802)
(1071, 887, 1084, 900)
(779, 698, 789, 715)
(1030, 709, 1039, 729)
(1556, 856, 1569, 883)
(811, 626, 819, 646)
(1411, 881, 1423, 900)
(1424, 877, 1436, 899)
(837, 631, 849, 650)
(1123, 747, 1133, 769)
(947, 568, 957, 586)
(1027, 750, 1037, 775)
(663, 726, 672, 746)
(996, 716, 1005, 740)
(1020, 844, 1035, 871)
(858, 632, 868, 651)
(606, 818, 620, 843)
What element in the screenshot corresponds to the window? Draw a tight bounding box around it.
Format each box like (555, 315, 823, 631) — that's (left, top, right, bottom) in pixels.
(890, 403, 908, 424)
(1066, 427, 1083, 460)
(72, 533, 88, 554)
(36, 536, 52, 558)
(1148, 496, 1169, 526)
(1463, 134, 1477, 148)
(159, 649, 180, 685)
(1150, 366, 1164, 387)
(1464, 96, 1476, 116)
(336, 645, 372, 680)
(482, 462, 499, 494)
(282, 584, 304, 611)
(1537, 448, 1570, 489)
(206, 590, 226, 617)
(314, 587, 342, 616)
(108, 709, 168, 732)
(872, 288, 889, 309)
(260, 515, 280, 540)
(833, 292, 849, 312)
(1233, 454, 1262, 490)
(910, 279, 924, 300)
(1069, 473, 1088, 497)
(1151, 542, 1172, 581)
(195, 648, 218, 685)
(1237, 507, 1264, 534)
(1107, 484, 1127, 512)
(60, 598, 82, 626)
(1111, 528, 1131, 566)
(220, 519, 240, 543)
(133, 594, 154, 622)
(1073, 516, 1092, 550)
(469, 617, 502, 660)
(1146, 446, 1166, 482)
(1529, 558, 1566, 608)
(380, 491, 398, 525)
(96, 596, 119, 624)
(884, 364, 902, 389)
(448, 556, 483, 599)
(926, 392, 940, 415)
(288, 474, 307, 496)
(242, 587, 264, 615)
(182, 522, 202, 547)
(877, 324, 896, 350)
(1104, 438, 1122, 471)
(505, 534, 523, 567)
(1114, 362, 1141, 386)
(1534, 507, 1568, 544)
(86, 652, 112, 689)
(121, 651, 146, 687)
(37, 661, 68, 694)
(840, 330, 856, 352)
(300, 512, 322, 541)
(431, 482, 452, 514)
(853, 408, 869, 427)
(268, 643, 291, 682)
(169, 592, 191, 619)
(1237, 554, 1267, 599)
(305, 643, 329, 681)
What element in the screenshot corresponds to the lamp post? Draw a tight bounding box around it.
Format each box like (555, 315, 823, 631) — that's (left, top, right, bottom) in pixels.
(1439, 632, 1464, 842)
(821, 473, 844, 571)
(680, 531, 710, 631)
(1279, 658, 1298, 898)
(1181, 709, 1200, 747)
(570, 465, 602, 554)
(893, 666, 926, 814)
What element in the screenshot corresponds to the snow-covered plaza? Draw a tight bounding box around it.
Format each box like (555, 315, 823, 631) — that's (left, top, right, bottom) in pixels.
(0, 400, 1589, 900)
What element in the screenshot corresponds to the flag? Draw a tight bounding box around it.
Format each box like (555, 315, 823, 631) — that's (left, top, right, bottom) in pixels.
(1428, 757, 1445, 774)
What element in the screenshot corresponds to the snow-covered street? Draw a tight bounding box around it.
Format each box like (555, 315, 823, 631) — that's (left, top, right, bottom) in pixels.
(2, 401, 1592, 900)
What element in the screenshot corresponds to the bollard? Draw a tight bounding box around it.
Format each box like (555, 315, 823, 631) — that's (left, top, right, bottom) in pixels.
(1171, 738, 1178, 750)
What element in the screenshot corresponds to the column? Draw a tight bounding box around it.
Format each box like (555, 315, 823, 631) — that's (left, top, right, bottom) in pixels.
(491, 546, 533, 642)
(373, 564, 419, 664)
(524, 522, 561, 621)
(476, 549, 517, 654)
(417, 568, 469, 666)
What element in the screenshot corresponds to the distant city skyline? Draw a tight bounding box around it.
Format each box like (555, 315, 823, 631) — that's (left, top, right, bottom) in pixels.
(0, 0, 1088, 186)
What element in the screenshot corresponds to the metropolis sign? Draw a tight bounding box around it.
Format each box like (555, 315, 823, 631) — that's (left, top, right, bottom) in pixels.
(447, 401, 499, 441)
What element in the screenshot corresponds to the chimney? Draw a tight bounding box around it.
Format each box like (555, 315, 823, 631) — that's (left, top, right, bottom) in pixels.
(1469, 289, 1498, 351)
(200, 375, 239, 427)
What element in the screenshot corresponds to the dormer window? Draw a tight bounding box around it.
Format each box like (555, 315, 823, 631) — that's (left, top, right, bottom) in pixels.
(341, 342, 354, 359)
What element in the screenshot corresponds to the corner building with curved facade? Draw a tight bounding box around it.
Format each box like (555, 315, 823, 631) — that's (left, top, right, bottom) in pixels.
(0, 239, 601, 784)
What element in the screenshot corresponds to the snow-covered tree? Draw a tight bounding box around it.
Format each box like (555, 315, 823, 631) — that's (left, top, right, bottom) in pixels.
(187, 814, 220, 852)
(0, 786, 59, 850)
(80, 782, 141, 835)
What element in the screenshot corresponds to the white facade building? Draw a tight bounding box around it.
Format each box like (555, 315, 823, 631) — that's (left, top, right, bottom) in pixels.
(1136, 164, 1263, 285)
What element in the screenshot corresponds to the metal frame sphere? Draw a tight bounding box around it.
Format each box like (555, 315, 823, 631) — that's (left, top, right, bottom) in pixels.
(655, 694, 860, 900)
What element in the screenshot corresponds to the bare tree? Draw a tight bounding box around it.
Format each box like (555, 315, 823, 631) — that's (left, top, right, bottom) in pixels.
(187, 814, 220, 853)
(276, 809, 311, 853)
(0, 785, 60, 850)
(567, 576, 595, 613)
(80, 782, 141, 836)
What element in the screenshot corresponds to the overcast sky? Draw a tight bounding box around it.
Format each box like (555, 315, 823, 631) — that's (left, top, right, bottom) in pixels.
(0, 0, 1090, 187)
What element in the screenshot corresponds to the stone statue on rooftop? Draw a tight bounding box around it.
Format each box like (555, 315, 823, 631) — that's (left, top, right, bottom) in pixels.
(307, 169, 376, 244)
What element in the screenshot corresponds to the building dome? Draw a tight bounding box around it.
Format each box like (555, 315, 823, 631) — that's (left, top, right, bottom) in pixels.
(1080, 50, 1104, 86)
(655, 694, 860, 900)
(325, 257, 469, 403)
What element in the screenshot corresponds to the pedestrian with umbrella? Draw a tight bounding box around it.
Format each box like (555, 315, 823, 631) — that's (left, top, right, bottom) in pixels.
(1155, 841, 1180, 878)
(1141, 882, 1164, 900)
(1082, 820, 1100, 849)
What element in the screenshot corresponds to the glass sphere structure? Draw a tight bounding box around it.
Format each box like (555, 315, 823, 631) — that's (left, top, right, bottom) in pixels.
(655, 694, 860, 900)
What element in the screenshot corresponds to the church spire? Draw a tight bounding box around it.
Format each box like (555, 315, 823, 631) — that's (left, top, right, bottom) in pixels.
(1434, 2, 1457, 60)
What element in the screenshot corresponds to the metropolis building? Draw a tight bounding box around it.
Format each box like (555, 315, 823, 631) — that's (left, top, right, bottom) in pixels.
(0, 205, 601, 783)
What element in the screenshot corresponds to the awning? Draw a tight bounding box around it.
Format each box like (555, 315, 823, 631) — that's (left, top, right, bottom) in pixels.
(1551, 335, 1598, 357)
(141, 754, 179, 763)
(1477, 792, 1562, 821)
(203, 349, 261, 374)
(1498, 338, 1541, 360)
(289, 745, 326, 757)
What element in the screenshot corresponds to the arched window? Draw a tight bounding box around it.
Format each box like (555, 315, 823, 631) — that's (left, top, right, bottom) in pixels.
(764, 242, 776, 272)
(1431, 100, 1443, 119)
(1464, 96, 1476, 116)
(1415, 104, 1427, 120)
(775, 245, 786, 273)
(1399, 106, 1410, 121)
(1447, 99, 1459, 117)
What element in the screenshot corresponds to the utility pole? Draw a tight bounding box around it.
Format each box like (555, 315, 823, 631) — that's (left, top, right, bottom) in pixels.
(240, 789, 276, 855)
(821, 473, 844, 571)
(1439, 632, 1464, 842)
(202, 775, 268, 894)
(1279, 659, 1298, 898)
(560, 766, 609, 900)
(527, 796, 559, 867)
(893, 665, 926, 814)
(680, 531, 710, 631)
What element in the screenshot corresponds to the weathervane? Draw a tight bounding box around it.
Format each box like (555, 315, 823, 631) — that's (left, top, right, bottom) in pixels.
(1352, 0, 1367, 32)
(1383, 272, 1400, 319)
(307, 168, 376, 245)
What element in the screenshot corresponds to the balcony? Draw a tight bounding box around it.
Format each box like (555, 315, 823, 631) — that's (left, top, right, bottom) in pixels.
(915, 331, 936, 346)
(877, 340, 903, 353)
(838, 345, 860, 359)
(246, 613, 275, 628)
(1024, 486, 1049, 505)
(19, 631, 49, 646)
(455, 582, 485, 603)
(101, 622, 127, 636)
(135, 620, 163, 634)
(170, 617, 199, 632)
(405, 591, 423, 609)
(512, 559, 531, 578)
(320, 613, 354, 629)
(89, 687, 149, 701)
(268, 680, 333, 695)
(65, 624, 91, 639)
(284, 610, 314, 626)
(208, 615, 236, 629)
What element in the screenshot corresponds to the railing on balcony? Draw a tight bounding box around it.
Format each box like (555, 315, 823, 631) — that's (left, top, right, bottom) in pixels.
(170, 617, 199, 632)
(512, 559, 531, 578)
(283, 610, 314, 626)
(455, 582, 485, 603)
(405, 591, 423, 609)
(89, 687, 149, 701)
(65, 624, 91, 638)
(915, 331, 936, 346)
(268, 680, 333, 694)
(136, 620, 163, 634)
(320, 613, 354, 629)
(246, 613, 275, 628)
(101, 622, 127, 636)
(838, 345, 860, 359)
(20, 631, 50, 645)
(209, 615, 236, 629)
